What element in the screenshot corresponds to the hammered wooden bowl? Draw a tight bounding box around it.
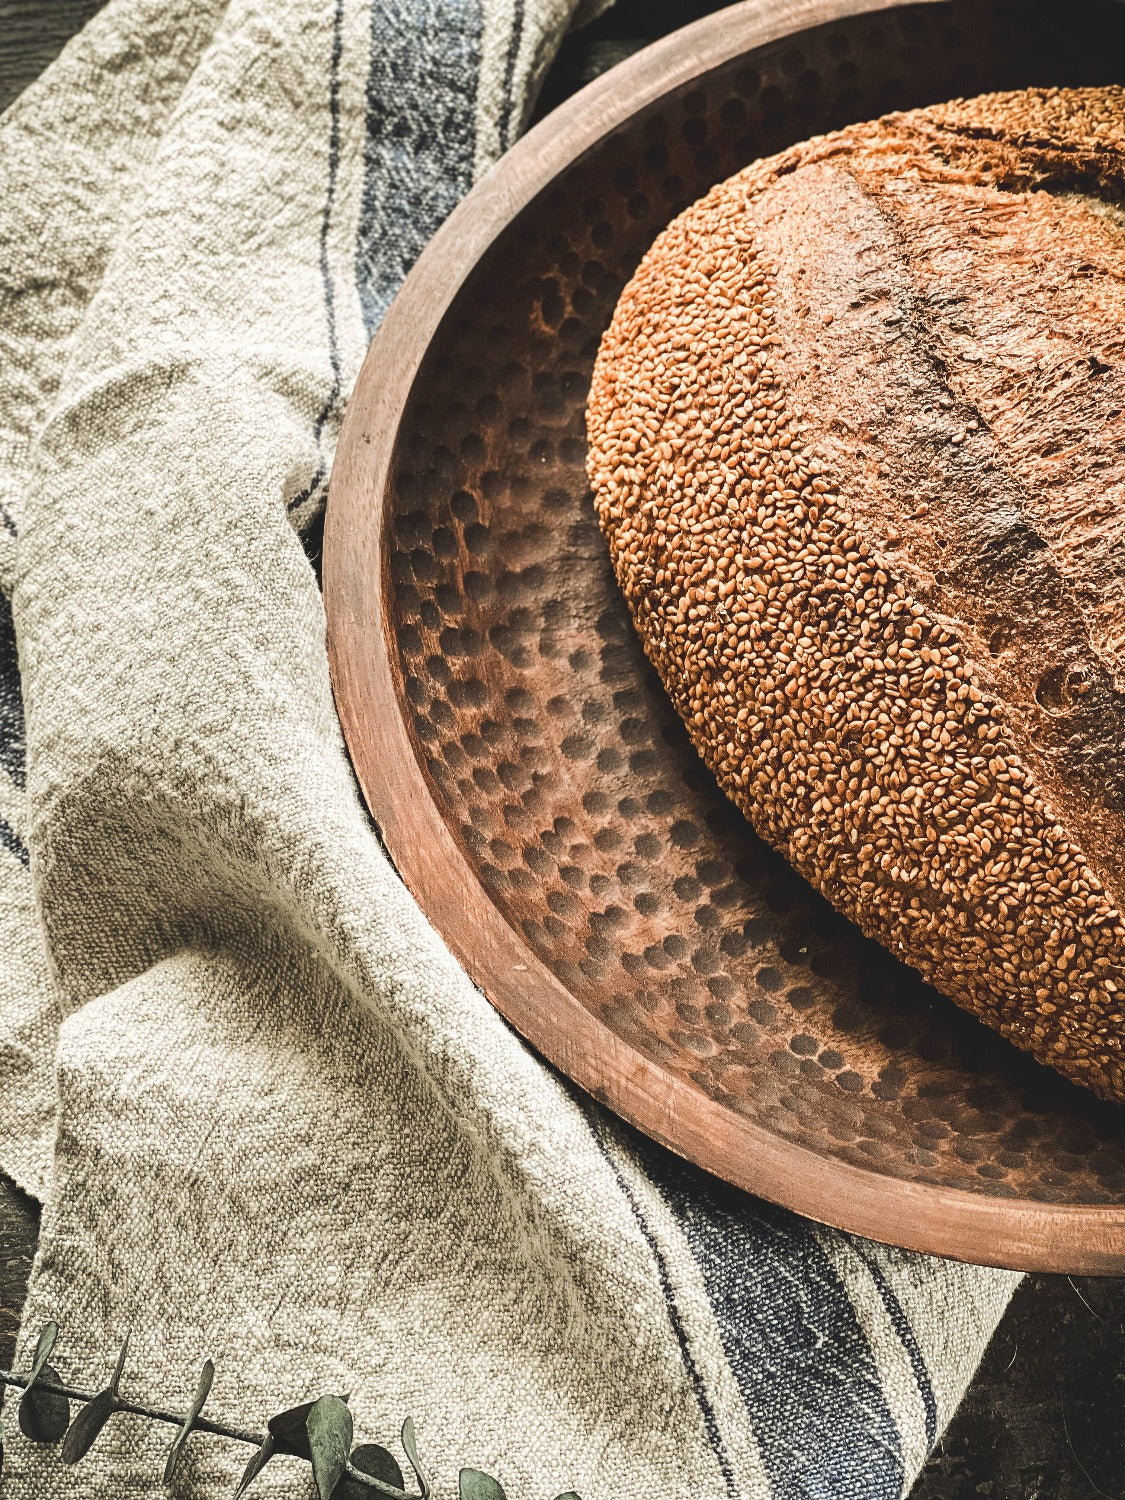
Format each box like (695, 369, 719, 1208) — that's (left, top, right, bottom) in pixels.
(325, 0, 1125, 1271)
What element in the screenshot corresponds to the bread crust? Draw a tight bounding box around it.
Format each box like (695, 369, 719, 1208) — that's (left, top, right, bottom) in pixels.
(586, 87, 1125, 1099)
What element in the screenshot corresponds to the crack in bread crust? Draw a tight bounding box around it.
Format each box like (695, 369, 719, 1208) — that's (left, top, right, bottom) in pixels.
(751, 156, 1125, 889)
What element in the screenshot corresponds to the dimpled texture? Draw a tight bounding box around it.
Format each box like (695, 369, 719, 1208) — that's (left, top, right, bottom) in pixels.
(588, 87, 1125, 1101)
(385, 12, 1125, 1212)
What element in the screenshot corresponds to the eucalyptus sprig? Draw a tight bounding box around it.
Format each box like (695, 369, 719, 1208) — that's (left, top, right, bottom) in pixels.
(0, 1323, 579, 1500)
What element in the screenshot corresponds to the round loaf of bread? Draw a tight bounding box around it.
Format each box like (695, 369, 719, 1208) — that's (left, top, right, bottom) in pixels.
(586, 86, 1125, 1101)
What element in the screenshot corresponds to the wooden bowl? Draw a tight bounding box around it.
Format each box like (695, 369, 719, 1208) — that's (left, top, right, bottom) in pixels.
(324, 0, 1125, 1272)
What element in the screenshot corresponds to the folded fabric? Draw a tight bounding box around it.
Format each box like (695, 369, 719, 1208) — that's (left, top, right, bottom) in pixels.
(0, 2, 1019, 1496)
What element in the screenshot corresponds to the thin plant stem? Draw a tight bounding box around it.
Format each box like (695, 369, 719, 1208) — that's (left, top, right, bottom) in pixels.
(0, 1366, 426, 1498)
(0, 1367, 263, 1447)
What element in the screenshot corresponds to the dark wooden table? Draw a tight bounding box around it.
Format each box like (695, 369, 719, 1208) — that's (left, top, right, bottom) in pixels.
(2, 4, 1124, 1496)
(0, 0, 104, 114)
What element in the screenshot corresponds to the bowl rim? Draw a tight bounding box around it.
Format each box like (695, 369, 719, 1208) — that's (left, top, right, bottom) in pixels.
(323, 0, 1125, 1272)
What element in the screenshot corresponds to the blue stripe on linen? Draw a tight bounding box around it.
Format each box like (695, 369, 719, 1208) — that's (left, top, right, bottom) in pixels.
(286, 0, 346, 515)
(591, 1124, 738, 1497)
(647, 1150, 905, 1500)
(0, 818, 28, 867)
(496, 0, 524, 154)
(355, 0, 483, 336)
(0, 587, 26, 791)
(858, 1250, 938, 1447)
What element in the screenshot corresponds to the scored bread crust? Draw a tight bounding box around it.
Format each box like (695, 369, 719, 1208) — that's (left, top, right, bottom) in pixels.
(586, 87, 1125, 1100)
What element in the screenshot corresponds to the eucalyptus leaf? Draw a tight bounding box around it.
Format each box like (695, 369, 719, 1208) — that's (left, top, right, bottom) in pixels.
(17, 1321, 61, 1440)
(336, 1443, 408, 1499)
(401, 1417, 431, 1499)
(18, 1363, 70, 1443)
(25, 1323, 58, 1385)
(109, 1331, 131, 1397)
(60, 1386, 116, 1465)
(306, 1394, 353, 1500)
(163, 1358, 214, 1483)
(351, 1443, 405, 1489)
(267, 1398, 321, 1459)
(459, 1468, 506, 1500)
(554, 1492, 582, 1499)
(60, 1331, 130, 1464)
(233, 1432, 276, 1498)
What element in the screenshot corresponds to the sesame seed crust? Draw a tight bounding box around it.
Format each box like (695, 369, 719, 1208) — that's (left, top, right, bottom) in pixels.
(586, 87, 1125, 1100)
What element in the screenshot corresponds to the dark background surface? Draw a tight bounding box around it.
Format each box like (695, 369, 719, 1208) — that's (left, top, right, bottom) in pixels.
(2, 3, 1124, 1496)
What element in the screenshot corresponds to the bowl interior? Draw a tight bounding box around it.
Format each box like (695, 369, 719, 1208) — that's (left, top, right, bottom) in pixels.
(377, 0, 1125, 1221)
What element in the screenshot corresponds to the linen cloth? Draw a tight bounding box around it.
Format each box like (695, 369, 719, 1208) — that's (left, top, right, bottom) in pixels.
(0, 2, 1020, 1496)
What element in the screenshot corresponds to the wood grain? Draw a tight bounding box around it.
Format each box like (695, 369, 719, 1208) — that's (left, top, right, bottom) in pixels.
(0, 1178, 38, 1370)
(0, 1, 106, 115)
(325, 0, 1125, 1272)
